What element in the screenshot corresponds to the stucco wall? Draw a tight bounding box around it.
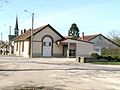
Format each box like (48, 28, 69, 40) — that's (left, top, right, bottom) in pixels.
(32, 41, 42, 57)
(32, 26, 63, 57)
(14, 26, 63, 58)
(14, 42, 17, 55)
(62, 39, 95, 57)
(14, 42, 20, 56)
(90, 35, 120, 49)
(14, 41, 29, 58)
(76, 42, 94, 56)
(33, 27, 62, 42)
(90, 35, 120, 54)
(53, 43, 63, 56)
(23, 41, 29, 58)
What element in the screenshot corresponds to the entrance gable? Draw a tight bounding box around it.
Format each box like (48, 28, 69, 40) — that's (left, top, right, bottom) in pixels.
(33, 25, 64, 42)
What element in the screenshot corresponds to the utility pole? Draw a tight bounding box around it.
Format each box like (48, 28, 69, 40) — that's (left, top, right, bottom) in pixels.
(1, 32, 2, 41)
(25, 10, 34, 58)
(9, 26, 11, 35)
(31, 12, 34, 58)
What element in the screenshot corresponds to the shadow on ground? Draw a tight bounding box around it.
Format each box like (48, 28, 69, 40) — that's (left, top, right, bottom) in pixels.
(3, 85, 66, 90)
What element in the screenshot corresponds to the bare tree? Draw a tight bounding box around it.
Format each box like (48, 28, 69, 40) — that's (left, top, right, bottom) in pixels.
(107, 30, 120, 45)
(0, 0, 9, 8)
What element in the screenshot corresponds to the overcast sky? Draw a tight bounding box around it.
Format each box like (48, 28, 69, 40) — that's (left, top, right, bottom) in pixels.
(0, 0, 120, 40)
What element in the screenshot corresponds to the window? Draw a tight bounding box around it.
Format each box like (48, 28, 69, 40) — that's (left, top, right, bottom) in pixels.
(95, 48, 100, 52)
(22, 41, 24, 52)
(49, 42, 51, 46)
(43, 42, 51, 47)
(43, 42, 46, 46)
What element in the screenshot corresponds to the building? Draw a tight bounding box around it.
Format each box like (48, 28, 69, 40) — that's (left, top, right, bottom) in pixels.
(13, 24, 94, 58)
(80, 33, 120, 54)
(8, 16, 19, 54)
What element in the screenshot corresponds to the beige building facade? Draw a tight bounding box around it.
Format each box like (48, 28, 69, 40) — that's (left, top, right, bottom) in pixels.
(14, 24, 95, 58)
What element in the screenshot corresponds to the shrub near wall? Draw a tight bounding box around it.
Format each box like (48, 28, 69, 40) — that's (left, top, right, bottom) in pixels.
(101, 48, 120, 61)
(101, 48, 120, 57)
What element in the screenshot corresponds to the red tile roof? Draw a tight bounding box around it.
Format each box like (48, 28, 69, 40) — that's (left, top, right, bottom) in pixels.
(14, 25, 47, 41)
(57, 36, 94, 44)
(79, 34, 100, 41)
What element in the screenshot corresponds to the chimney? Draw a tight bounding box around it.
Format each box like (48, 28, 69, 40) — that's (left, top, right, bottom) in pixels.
(81, 32, 84, 40)
(21, 30, 23, 34)
(24, 29, 26, 33)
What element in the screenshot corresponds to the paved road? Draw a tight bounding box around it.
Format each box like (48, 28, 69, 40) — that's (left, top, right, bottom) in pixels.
(0, 55, 120, 90)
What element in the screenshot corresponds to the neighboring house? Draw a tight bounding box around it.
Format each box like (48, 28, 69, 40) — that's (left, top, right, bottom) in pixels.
(8, 35, 16, 54)
(80, 33, 120, 54)
(13, 24, 94, 58)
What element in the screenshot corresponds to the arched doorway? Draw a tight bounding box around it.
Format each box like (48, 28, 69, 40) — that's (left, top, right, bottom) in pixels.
(42, 36, 52, 56)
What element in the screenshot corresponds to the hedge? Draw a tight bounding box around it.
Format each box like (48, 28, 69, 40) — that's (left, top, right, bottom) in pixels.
(101, 48, 120, 57)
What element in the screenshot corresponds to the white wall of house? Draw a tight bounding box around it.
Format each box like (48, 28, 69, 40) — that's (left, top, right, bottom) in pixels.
(14, 42, 17, 54)
(14, 42, 19, 56)
(14, 41, 29, 58)
(62, 39, 95, 57)
(22, 41, 29, 58)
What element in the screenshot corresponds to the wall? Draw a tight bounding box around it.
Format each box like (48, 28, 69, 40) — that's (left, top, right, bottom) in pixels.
(53, 43, 63, 56)
(90, 35, 120, 54)
(91, 35, 120, 49)
(76, 41, 94, 56)
(33, 27, 62, 42)
(62, 39, 95, 57)
(14, 42, 17, 55)
(14, 41, 29, 58)
(32, 26, 63, 57)
(14, 42, 20, 56)
(32, 41, 42, 57)
(23, 41, 29, 58)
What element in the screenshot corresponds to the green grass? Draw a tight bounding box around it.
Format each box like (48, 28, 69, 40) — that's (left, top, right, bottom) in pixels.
(92, 62, 120, 65)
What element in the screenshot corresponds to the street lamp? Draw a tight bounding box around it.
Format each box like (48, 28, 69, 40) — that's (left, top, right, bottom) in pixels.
(24, 10, 34, 58)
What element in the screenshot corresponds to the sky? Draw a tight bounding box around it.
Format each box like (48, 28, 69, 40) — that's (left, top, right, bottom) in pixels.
(0, 0, 120, 41)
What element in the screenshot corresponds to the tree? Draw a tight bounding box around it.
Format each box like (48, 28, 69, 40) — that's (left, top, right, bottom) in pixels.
(0, 0, 9, 8)
(107, 30, 120, 45)
(68, 23, 79, 38)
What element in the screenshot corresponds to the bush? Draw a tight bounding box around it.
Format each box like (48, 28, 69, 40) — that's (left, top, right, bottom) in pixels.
(90, 53, 99, 59)
(101, 48, 120, 62)
(101, 48, 120, 58)
(91, 53, 120, 62)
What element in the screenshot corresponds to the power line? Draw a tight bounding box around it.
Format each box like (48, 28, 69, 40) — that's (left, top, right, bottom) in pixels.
(20, 14, 32, 25)
(4, 0, 15, 10)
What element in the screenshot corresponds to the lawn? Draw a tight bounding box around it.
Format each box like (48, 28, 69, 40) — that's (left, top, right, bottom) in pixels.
(92, 62, 120, 65)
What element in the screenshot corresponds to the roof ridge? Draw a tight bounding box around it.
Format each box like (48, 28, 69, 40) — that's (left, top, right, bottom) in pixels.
(83, 34, 101, 37)
(14, 24, 49, 41)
